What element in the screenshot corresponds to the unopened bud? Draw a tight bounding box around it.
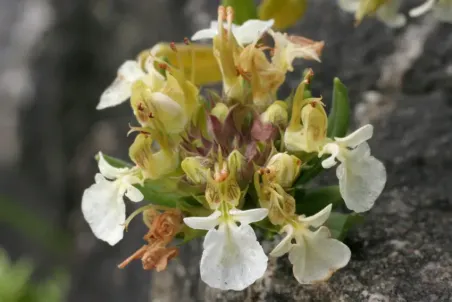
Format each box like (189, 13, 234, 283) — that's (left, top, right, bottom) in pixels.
(181, 156, 211, 185)
(260, 101, 288, 127)
(266, 153, 301, 188)
(211, 102, 229, 123)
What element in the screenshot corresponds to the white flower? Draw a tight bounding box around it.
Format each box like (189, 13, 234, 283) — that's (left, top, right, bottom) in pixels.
(191, 19, 274, 46)
(319, 124, 386, 213)
(410, 0, 452, 23)
(270, 204, 351, 284)
(81, 152, 144, 245)
(96, 59, 165, 110)
(184, 208, 269, 290)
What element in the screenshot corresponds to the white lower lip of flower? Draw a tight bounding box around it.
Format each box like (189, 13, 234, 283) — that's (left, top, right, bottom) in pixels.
(200, 222, 268, 291)
(97, 60, 145, 110)
(289, 227, 351, 284)
(183, 208, 269, 290)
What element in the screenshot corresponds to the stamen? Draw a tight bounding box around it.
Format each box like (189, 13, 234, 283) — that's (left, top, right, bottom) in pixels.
(218, 6, 226, 39)
(184, 37, 196, 83)
(226, 6, 234, 41)
(170, 42, 185, 74)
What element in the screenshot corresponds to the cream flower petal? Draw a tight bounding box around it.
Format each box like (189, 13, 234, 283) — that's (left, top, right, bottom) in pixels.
(289, 227, 351, 284)
(298, 204, 332, 228)
(97, 152, 128, 180)
(334, 124, 373, 148)
(191, 28, 218, 41)
(81, 176, 125, 246)
(233, 19, 274, 45)
(320, 143, 340, 169)
(270, 224, 294, 257)
(183, 211, 222, 230)
(125, 186, 144, 202)
(200, 223, 268, 290)
(150, 92, 188, 133)
(337, 152, 386, 212)
(97, 60, 145, 110)
(229, 208, 268, 225)
(409, 0, 436, 17)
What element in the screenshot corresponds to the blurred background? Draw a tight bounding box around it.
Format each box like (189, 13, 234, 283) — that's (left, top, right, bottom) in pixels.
(0, 0, 451, 301)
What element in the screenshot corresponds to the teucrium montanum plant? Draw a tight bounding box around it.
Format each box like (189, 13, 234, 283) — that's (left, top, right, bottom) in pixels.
(81, 5, 387, 291)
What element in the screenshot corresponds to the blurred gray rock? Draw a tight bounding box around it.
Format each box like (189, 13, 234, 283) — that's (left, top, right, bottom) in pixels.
(0, 0, 451, 301)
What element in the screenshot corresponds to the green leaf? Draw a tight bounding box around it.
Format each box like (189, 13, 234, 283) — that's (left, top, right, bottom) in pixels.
(325, 212, 364, 241)
(222, 0, 258, 25)
(327, 78, 350, 138)
(137, 179, 185, 208)
(295, 185, 344, 216)
(95, 153, 132, 168)
(294, 157, 323, 186)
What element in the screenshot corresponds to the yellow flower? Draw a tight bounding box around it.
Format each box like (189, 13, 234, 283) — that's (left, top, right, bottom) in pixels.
(130, 63, 199, 135)
(285, 74, 327, 153)
(129, 133, 178, 180)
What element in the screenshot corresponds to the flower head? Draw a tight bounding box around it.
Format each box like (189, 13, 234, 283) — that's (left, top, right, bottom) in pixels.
(184, 208, 268, 290)
(270, 204, 351, 284)
(319, 124, 387, 212)
(81, 152, 144, 245)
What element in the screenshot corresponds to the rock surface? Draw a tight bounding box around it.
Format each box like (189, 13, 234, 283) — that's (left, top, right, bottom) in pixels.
(0, 0, 451, 301)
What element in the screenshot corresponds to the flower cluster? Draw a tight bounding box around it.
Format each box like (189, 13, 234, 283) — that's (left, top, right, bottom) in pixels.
(81, 6, 386, 291)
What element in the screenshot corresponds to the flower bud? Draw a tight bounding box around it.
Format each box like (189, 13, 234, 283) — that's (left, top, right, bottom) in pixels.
(260, 101, 288, 127)
(181, 156, 212, 185)
(266, 153, 301, 188)
(211, 103, 229, 123)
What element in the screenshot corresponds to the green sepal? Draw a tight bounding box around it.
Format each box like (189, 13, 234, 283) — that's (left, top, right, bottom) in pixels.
(295, 185, 344, 216)
(327, 78, 350, 138)
(222, 0, 258, 25)
(325, 212, 364, 241)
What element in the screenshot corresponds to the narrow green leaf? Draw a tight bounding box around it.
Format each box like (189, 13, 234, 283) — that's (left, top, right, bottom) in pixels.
(222, 0, 258, 25)
(295, 185, 344, 216)
(325, 212, 364, 241)
(327, 78, 350, 138)
(95, 153, 132, 168)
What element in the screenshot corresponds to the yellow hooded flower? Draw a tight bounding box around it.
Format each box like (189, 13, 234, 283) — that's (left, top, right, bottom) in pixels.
(129, 133, 179, 180)
(284, 74, 327, 153)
